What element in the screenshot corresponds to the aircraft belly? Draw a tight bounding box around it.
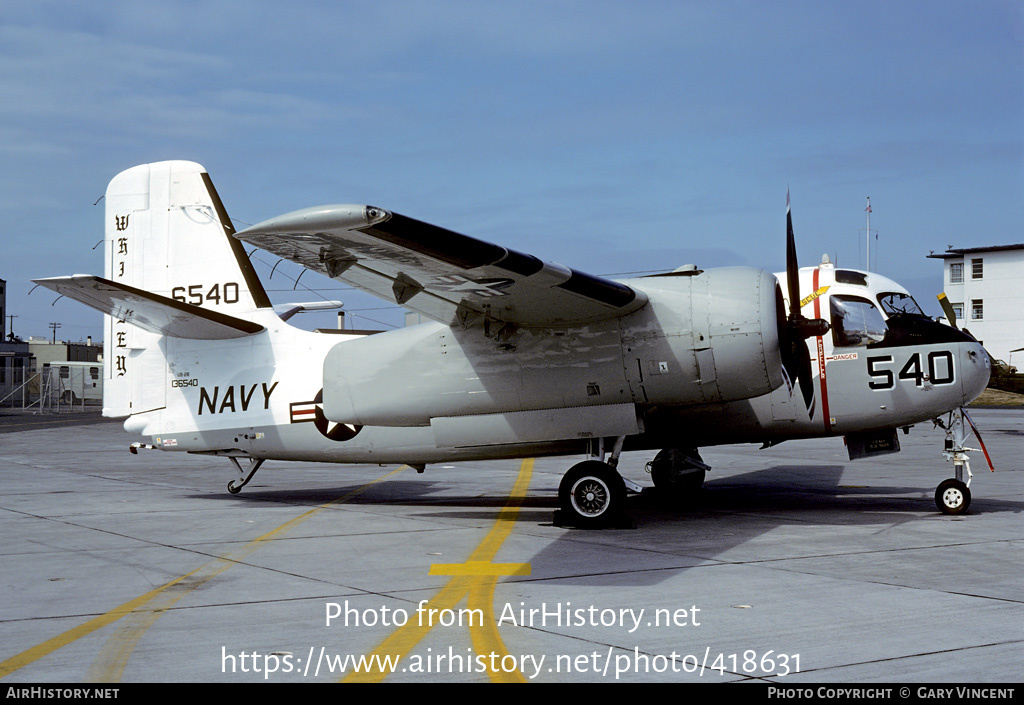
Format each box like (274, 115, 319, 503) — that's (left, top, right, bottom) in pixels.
(160, 420, 578, 465)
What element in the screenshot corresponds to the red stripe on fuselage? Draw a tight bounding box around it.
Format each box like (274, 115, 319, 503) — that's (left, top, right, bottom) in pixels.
(812, 268, 832, 433)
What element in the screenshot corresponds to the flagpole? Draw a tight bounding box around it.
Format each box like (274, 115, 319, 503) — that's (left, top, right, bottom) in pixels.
(865, 196, 872, 271)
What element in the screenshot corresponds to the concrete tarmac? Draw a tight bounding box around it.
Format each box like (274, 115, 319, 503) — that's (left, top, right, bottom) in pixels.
(0, 408, 1020, 683)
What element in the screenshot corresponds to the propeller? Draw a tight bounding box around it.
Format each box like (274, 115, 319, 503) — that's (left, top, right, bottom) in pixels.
(937, 292, 958, 328)
(780, 191, 830, 416)
(937, 291, 985, 346)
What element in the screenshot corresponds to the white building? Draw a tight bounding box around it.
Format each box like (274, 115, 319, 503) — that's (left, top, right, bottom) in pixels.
(927, 244, 1024, 366)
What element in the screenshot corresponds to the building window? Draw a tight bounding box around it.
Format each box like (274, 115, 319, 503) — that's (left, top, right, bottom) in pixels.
(950, 262, 963, 284)
(972, 258, 983, 279)
(952, 303, 963, 321)
(971, 299, 983, 320)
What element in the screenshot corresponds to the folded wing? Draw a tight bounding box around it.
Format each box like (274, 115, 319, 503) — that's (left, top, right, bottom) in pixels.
(237, 206, 647, 328)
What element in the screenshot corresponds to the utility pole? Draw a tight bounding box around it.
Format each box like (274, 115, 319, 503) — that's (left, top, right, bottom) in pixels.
(49, 321, 61, 344)
(6, 314, 16, 340)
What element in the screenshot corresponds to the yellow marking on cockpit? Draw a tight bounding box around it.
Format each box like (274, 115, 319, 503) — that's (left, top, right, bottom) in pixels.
(0, 466, 407, 681)
(800, 285, 829, 308)
(342, 458, 534, 684)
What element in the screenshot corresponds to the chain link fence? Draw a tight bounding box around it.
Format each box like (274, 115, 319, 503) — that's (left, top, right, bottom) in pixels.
(0, 363, 102, 412)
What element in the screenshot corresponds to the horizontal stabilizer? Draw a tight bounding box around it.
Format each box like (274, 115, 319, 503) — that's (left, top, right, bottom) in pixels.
(33, 275, 264, 340)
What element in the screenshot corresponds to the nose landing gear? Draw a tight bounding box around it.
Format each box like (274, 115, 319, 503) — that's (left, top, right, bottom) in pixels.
(932, 407, 994, 515)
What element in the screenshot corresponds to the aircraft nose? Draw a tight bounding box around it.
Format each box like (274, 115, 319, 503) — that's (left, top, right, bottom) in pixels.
(960, 343, 991, 404)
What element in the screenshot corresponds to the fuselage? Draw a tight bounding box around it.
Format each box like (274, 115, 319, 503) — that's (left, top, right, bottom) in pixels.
(125, 261, 989, 465)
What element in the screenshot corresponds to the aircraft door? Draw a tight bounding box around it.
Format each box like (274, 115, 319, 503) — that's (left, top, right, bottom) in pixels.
(822, 294, 889, 432)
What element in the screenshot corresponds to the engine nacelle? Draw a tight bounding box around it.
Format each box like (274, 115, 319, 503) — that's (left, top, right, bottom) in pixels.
(616, 266, 784, 405)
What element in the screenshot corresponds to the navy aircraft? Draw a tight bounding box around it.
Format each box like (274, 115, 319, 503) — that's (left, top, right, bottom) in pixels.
(35, 161, 991, 527)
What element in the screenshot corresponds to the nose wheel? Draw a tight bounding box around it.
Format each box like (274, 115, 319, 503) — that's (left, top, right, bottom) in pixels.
(935, 478, 971, 515)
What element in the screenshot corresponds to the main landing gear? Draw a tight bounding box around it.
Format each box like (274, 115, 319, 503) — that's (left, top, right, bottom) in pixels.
(646, 448, 709, 499)
(932, 407, 993, 515)
(554, 441, 711, 528)
(556, 436, 638, 528)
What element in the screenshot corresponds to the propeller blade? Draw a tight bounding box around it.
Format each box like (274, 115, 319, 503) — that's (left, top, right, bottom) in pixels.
(779, 188, 830, 419)
(786, 189, 800, 320)
(937, 292, 958, 329)
(796, 343, 816, 416)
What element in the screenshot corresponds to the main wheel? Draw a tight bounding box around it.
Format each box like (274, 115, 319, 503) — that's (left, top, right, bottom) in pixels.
(935, 478, 971, 515)
(227, 480, 242, 495)
(649, 448, 705, 498)
(558, 461, 626, 528)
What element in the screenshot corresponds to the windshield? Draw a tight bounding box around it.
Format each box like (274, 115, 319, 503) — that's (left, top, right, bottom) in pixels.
(831, 295, 888, 347)
(877, 291, 924, 316)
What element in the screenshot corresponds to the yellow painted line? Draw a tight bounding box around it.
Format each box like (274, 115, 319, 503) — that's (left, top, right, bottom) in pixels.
(343, 458, 534, 684)
(468, 575, 523, 683)
(86, 589, 191, 682)
(429, 561, 531, 576)
(0, 466, 407, 681)
(0, 570, 198, 680)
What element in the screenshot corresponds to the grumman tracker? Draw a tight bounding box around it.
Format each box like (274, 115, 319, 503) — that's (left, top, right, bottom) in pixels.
(35, 161, 992, 527)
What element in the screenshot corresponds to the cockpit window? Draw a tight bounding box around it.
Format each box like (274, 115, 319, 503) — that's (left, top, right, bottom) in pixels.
(834, 270, 868, 286)
(830, 295, 888, 347)
(877, 291, 924, 316)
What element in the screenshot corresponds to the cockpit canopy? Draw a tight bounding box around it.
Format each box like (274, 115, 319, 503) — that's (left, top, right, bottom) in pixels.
(877, 292, 924, 317)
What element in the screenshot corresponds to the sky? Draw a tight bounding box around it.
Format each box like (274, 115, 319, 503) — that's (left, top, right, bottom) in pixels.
(2, 0, 1022, 343)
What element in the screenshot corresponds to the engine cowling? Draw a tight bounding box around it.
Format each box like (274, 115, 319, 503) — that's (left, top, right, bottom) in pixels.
(616, 266, 784, 406)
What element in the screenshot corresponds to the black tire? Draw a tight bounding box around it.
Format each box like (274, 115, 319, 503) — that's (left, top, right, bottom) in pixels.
(649, 449, 705, 497)
(227, 481, 242, 495)
(558, 461, 626, 528)
(935, 478, 971, 515)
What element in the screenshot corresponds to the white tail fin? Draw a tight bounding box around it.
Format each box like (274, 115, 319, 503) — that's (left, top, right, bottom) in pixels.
(103, 161, 270, 416)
